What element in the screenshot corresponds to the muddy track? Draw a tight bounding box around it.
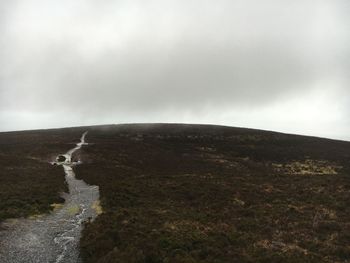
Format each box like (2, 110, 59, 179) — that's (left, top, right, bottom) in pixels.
(0, 132, 100, 263)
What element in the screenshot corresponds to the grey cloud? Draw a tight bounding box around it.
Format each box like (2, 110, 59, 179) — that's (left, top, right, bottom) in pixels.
(1, 42, 320, 113)
(0, 0, 349, 139)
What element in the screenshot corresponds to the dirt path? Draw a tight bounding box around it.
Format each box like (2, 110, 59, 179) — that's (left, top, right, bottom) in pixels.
(0, 132, 100, 263)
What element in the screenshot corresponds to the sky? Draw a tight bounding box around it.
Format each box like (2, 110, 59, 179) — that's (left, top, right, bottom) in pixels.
(0, 0, 349, 140)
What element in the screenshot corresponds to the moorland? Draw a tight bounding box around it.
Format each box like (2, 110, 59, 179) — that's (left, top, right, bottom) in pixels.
(1, 124, 350, 262)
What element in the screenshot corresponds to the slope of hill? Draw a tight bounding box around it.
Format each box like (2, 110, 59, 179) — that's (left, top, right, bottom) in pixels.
(1, 124, 350, 262)
(0, 128, 85, 222)
(75, 124, 350, 263)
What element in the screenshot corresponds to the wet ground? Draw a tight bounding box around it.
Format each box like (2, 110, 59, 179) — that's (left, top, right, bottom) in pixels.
(0, 132, 100, 263)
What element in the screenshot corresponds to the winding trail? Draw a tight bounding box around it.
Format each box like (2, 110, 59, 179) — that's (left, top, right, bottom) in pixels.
(0, 132, 100, 263)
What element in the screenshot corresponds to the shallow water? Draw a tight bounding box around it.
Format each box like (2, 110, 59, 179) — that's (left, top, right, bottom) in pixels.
(0, 132, 100, 263)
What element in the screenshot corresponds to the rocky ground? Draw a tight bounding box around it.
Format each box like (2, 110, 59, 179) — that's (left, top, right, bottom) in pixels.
(0, 131, 100, 263)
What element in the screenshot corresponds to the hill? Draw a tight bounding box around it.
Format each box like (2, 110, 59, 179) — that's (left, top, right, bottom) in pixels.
(0, 128, 85, 222)
(1, 124, 350, 262)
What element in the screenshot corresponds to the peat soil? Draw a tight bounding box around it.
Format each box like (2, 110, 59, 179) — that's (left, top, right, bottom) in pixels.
(0, 127, 85, 222)
(0, 132, 100, 263)
(75, 124, 350, 263)
(1, 123, 350, 263)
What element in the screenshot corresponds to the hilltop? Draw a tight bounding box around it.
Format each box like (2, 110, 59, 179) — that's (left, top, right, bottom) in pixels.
(1, 124, 350, 262)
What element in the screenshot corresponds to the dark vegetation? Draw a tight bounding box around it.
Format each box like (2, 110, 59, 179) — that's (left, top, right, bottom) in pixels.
(73, 124, 350, 263)
(0, 128, 84, 222)
(1, 124, 350, 262)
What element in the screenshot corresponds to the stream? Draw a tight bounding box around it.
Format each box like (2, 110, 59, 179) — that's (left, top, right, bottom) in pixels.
(0, 132, 100, 263)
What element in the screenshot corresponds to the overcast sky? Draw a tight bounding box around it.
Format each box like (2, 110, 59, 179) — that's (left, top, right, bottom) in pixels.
(0, 0, 349, 140)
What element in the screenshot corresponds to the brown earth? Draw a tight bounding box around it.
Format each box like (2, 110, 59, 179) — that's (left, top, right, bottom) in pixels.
(75, 124, 350, 263)
(1, 123, 350, 262)
(0, 127, 85, 222)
